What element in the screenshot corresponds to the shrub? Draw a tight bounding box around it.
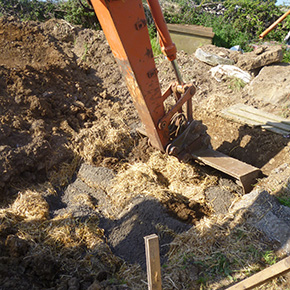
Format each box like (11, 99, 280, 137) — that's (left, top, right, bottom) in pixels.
(0, 0, 99, 29)
(0, 0, 61, 21)
(224, 0, 290, 41)
(58, 0, 99, 29)
(163, 0, 290, 50)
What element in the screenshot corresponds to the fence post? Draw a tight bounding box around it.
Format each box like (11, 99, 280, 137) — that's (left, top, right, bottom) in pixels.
(144, 234, 162, 290)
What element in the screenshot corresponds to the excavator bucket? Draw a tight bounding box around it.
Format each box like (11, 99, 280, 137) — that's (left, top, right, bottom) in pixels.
(165, 119, 261, 194)
(191, 149, 260, 194)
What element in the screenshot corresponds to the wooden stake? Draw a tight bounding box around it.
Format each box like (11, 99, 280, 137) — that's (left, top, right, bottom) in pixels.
(227, 255, 290, 290)
(144, 234, 162, 290)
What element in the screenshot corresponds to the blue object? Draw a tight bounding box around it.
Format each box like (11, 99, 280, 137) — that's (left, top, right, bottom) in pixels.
(230, 45, 244, 53)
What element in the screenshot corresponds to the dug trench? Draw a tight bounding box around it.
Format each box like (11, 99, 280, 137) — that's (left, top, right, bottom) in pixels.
(1, 17, 290, 289)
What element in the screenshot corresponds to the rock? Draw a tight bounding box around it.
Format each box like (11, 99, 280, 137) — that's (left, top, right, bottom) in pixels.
(205, 178, 240, 214)
(195, 47, 234, 66)
(53, 164, 118, 218)
(197, 44, 242, 63)
(236, 45, 283, 71)
(78, 164, 115, 190)
(254, 46, 266, 55)
(231, 189, 290, 255)
(247, 64, 290, 105)
(210, 64, 252, 83)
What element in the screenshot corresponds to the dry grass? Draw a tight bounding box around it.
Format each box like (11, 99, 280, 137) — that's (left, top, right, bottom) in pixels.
(0, 187, 121, 276)
(11, 190, 49, 220)
(117, 263, 147, 290)
(0, 185, 149, 288)
(1, 112, 289, 289)
(111, 151, 217, 208)
(43, 214, 104, 250)
(161, 210, 287, 290)
(1, 165, 288, 289)
(3, 189, 103, 249)
(72, 193, 97, 210)
(1, 146, 288, 289)
(49, 154, 80, 187)
(73, 110, 134, 165)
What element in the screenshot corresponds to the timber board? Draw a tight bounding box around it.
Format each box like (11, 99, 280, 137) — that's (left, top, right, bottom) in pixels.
(220, 104, 290, 135)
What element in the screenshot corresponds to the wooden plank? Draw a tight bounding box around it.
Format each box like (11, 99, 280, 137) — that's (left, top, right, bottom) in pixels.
(226, 108, 290, 132)
(220, 111, 259, 126)
(144, 234, 162, 290)
(192, 148, 259, 179)
(225, 108, 264, 125)
(221, 104, 290, 135)
(227, 104, 290, 125)
(226, 256, 290, 290)
(261, 124, 290, 135)
(238, 104, 290, 125)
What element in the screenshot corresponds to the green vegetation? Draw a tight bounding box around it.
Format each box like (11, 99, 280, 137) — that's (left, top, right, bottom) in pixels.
(228, 77, 246, 91)
(164, 0, 290, 51)
(0, 0, 289, 54)
(0, 0, 61, 21)
(278, 196, 290, 207)
(58, 0, 99, 29)
(283, 46, 290, 62)
(262, 250, 277, 266)
(0, 0, 99, 28)
(148, 24, 162, 56)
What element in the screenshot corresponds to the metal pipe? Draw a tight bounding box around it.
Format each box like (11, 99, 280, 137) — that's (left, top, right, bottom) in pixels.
(171, 59, 184, 85)
(259, 9, 290, 39)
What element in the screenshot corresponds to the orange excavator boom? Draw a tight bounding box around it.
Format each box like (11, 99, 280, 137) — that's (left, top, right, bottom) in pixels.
(89, 0, 261, 193)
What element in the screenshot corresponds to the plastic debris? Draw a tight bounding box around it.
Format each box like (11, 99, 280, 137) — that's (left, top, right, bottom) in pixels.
(195, 48, 234, 66)
(230, 45, 244, 53)
(210, 64, 252, 83)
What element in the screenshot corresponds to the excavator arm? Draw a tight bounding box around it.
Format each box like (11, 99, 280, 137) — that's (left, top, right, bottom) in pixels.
(88, 0, 261, 193)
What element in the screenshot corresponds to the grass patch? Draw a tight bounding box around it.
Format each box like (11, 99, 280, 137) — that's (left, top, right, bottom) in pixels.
(277, 196, 290, 207)
(283, 47, 290, 63)
(262, 251, 277, 266)
(148, 24, 162, 57)
(162, 213, 278, 289)
(228, 77, 246, 92)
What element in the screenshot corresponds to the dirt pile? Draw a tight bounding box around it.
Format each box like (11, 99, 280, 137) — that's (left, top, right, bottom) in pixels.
(0, 17, 136, 198)
(0, 16, 290, 290)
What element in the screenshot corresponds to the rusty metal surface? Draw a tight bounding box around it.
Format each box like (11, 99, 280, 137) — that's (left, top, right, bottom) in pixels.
(91, 0, 198, 153)
(191, 148, 261, 194)
(158, 84, 196, 130)
(91, 0, 169, 151)
(166, 118, 261, 193)
(166, 120, 209, 155)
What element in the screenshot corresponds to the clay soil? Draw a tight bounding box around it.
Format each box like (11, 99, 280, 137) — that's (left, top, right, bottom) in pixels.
(0, 17, 290, 290)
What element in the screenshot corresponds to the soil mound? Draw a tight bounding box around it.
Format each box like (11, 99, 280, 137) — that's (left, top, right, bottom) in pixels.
(0, 17, 136, 198)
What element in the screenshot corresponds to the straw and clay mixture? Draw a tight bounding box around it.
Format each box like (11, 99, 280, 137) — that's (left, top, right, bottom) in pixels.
(1, 16, 290, 289)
